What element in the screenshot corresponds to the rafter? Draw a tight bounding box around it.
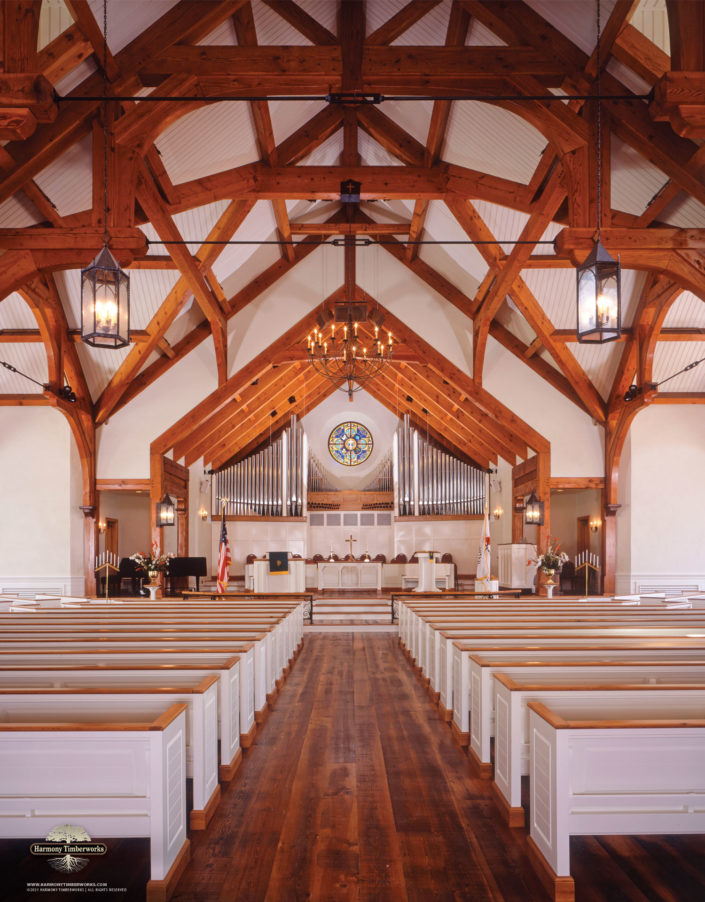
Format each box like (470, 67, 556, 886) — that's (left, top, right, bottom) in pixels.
(407, 1, 470, 263)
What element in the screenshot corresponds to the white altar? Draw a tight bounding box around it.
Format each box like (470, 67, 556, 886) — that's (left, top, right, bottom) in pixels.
(316, 561, 383, 591)
(247, 556, 306, 592)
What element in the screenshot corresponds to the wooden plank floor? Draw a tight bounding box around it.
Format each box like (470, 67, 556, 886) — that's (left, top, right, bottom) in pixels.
(172, 633, 705, 902)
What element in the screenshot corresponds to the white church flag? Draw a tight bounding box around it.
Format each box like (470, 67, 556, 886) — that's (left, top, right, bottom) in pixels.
(475, 501, 491, 588)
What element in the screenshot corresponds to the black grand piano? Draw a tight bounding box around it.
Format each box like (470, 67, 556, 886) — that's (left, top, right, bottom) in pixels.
(163, 557, 208, 596)
(114, 556, 208, 596)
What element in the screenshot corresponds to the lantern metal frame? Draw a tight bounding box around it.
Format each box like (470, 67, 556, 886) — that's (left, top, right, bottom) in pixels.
(81, 245, 130, 348)
(576, 238, 621, 343)
(156, 493, 176, 527)
(524, 491, 545, 526)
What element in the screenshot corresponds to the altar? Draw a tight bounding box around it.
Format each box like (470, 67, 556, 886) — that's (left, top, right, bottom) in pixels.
(316, 561, 383, 591)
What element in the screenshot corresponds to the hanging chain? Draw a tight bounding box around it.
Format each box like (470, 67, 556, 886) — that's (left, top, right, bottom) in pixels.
(595, 0, 602, 239)
(102, 0, 109, 244)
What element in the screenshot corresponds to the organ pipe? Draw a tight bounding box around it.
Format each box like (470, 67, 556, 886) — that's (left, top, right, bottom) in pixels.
(214, 414, 307, 518)
(394, 418, 486, 516)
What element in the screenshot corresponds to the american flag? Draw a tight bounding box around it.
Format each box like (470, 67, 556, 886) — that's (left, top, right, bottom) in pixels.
(216, 505, 231, 594)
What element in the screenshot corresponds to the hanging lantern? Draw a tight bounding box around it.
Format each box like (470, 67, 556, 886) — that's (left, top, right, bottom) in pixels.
(576, 238, 621, 343)
(156, 493, 175, 527)
(81, 245, 130, 348)
(524, 491, 544, 526)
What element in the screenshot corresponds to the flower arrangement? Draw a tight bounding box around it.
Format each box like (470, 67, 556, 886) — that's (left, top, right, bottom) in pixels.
(529, 538, 569, 574)
(130, 542, 174, 575)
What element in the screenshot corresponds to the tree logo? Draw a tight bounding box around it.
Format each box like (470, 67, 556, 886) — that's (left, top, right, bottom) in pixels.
(30, 825, 107, 873)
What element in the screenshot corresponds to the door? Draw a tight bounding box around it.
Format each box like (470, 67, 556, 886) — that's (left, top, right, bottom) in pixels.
(105, 518, 119, 559)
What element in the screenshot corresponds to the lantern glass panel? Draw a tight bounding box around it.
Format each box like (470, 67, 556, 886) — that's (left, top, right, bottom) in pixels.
(81, 247, 130, 348)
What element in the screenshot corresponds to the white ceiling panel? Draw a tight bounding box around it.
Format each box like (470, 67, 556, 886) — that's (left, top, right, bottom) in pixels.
(172, 201, 231, 248)
(660, 194, 705, 229)
(211, 201, 280, 290)
(420, 199, 489, 285)
(663, 291, 705, 328)
(76, 340, 131, 401)
(378, 99, 433, 149)
(251, 0, 312, 44)
(197, 17, 237, 46)
(391, 0, 451, 45)
(631, 0, 670, 53)
(522, 268, 576, 329)
(155, 102, 259, 186)
(444, 103, 547, 186)
(54, 59, 96, 95)
(615, 268, 647, 330)
(38, 0, 73, 49)
(87, 0, 178, 54)
(271, 99, 329, 148)
(472, 201, 531, 250)
(0, 194, 42, 228)
(358, 130, 404, 167)
(467, 17, 506, 46)
(296, 130, 343, 166)
(125, 268, 182, 330)
(611, 135, 669, 217)
(33, 134, 92, 217)
(568, 340, 623, 401)
(0, 343, 49, 392)
(653, 341, 705, 391)
(366, 0, 408, 37)
(525, 0, 620, 56)
(0, 292, 39, 329)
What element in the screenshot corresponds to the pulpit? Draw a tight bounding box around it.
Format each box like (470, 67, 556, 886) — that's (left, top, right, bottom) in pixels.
(250, 555, 305, 592)
(414, 551, 440, 593)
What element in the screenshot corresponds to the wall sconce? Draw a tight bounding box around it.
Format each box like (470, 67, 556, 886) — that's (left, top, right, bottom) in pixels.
(156, 493, 175, 526)
(524, 491, 545, 526)
(98, 519, 106, 533)
(513, 497, 525, 514)
(198, 506, 208, 521)
(493, 506, 503, 520)
(590, 517, 601, 533)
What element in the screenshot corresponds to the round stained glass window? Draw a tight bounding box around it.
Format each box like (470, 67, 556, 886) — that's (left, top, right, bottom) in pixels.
(328, 421, 373, 467)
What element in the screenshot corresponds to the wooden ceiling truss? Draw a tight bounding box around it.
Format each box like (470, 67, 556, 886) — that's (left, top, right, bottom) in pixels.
(0, 0, 704, 593)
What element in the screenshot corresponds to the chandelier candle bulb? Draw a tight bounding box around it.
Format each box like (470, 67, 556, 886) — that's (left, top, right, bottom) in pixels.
(354, 322, 358, 336)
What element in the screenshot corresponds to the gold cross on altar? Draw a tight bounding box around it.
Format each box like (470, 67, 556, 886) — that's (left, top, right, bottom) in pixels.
(346, 534, 357, 557)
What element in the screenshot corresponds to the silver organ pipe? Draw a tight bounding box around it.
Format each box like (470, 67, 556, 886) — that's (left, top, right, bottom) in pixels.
(395, 418, 487, 516)
(213, 414, 306, 519)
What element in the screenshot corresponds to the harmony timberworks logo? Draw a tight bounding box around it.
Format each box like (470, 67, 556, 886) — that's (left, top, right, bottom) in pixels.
(30, 825, 107, 874)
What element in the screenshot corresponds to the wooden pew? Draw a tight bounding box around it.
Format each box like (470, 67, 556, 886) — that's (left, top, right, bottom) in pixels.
(527, 699, 705, 902)
(454, 647, 705, 766)
(492, 676, 705, 826)
(0, 646, 259, 747)
(0, 702, 190, 902)
(0, 657, 244, 781)
(0, 681, 221, 830)
(0, 630, 276, 723)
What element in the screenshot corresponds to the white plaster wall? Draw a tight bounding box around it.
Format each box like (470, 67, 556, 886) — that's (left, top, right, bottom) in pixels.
(97, 340, 218, 477)
(302, 391, 397, 490)
(222, 520, 307, 575)
(483, 337, 604, 476)
(308, 510, 394, 562)
(0, 407, 83, 593)
(615, 430, 632, 593)
(617, 405, 705, 592)
(393, 518, 484, 575)
(549, 489, 602, 561)
(97, 490, 150, 560)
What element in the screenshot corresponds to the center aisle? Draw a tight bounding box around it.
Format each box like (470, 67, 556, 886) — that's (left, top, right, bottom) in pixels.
(172, 633, 546, 901)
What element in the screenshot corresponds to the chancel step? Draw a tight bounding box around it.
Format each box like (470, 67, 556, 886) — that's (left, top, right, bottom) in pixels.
(312, 595, 392, 625)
